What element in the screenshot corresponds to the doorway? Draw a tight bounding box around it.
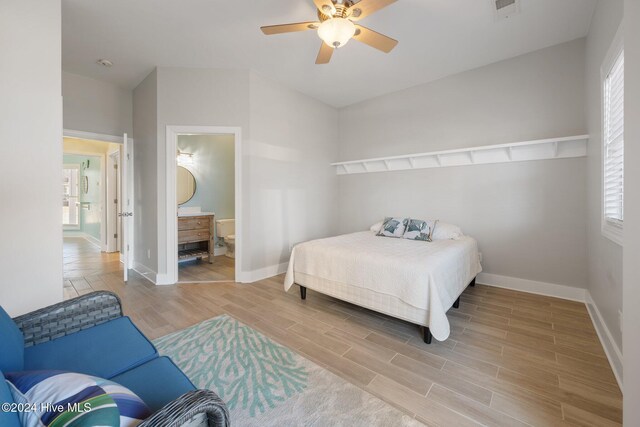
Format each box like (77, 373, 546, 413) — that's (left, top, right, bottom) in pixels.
(62, 136, 120, 285)
(61, 130, 134, 287)
(165, 126, 242, 284)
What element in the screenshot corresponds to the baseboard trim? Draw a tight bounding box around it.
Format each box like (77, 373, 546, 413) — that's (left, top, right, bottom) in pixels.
(63, 231, 102, 249)
(585, 291, 623, 390)
(239, 262, 288, 283)
(132, 261, 158, 285)
(84, 234, 102, 249)
(154, 273, 173, 286)
(476, 272, 586, 302)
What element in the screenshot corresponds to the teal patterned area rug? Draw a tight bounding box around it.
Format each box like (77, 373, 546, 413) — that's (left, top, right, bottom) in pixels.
(153, 315, 423, 426)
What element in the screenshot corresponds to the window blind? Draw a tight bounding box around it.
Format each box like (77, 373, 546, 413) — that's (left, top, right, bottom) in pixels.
(603, 50, 624, 225)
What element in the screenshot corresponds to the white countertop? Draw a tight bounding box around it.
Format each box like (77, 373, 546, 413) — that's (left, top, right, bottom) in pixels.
(178, 212, 215, 217)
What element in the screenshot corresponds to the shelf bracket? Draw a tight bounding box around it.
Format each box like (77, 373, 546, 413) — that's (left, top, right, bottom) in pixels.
(435, 154, 442, 166)
(362, 162, 370, 172)
(408, 157, 415, 168)
(469, 151, 476, 164)
(552, 141, 559, 158)
(506, 147, 513, 161)
(383, 160, 391, 170)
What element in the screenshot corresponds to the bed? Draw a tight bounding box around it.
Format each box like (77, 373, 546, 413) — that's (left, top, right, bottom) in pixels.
(284, 230, 482, 343)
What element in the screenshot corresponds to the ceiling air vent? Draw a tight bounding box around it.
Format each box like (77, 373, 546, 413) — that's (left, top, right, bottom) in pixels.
(493, 0, 520, 20)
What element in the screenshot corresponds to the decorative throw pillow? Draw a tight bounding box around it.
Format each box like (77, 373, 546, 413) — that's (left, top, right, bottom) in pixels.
(376, 217, 409, 238)
(5, 370, 151, 427)
(369, 221, 383, 233)
(403, 219, 438, 241)
(431, 221, 463, 240)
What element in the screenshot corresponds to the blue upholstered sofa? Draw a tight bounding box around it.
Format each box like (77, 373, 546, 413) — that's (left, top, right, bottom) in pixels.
(0, 291, 229, 426)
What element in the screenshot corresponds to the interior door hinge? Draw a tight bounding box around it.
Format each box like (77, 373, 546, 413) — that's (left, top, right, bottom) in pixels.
(114, 233, 118, 238)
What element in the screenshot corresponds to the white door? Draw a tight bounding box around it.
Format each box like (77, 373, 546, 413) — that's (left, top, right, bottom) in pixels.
(120, 133, 133, 281)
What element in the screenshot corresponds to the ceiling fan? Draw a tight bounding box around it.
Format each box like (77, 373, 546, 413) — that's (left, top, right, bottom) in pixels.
(260, 0, 398, 64)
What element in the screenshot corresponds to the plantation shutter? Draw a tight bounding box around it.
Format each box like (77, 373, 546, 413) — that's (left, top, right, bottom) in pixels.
(603, 50, 624, 225)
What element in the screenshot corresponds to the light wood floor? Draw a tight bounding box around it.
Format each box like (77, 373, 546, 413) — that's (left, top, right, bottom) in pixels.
(63, 238, 622, 426)
(63, 237, 122, 298)
(178, 255, 235, 283)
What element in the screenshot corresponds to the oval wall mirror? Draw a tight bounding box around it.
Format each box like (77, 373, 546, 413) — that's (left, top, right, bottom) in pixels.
(177, 166, 196, 205)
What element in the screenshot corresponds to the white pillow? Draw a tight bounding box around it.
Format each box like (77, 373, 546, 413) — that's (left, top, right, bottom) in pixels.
(431, 221, 463, 240)
(370, 221, 383, 233)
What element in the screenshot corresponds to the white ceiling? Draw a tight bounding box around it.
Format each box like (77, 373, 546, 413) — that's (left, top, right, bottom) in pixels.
(62, 0, 596, 108)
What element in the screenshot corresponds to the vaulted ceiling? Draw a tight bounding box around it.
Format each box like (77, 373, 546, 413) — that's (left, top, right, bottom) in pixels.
(62, 0, 597, 107)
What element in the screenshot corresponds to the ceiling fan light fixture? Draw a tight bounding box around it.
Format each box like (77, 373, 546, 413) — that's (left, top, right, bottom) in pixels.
(317, 18, 356, 48)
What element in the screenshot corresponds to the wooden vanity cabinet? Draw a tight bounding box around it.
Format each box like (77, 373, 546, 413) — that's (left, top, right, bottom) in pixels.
(177, 214, 214, 263)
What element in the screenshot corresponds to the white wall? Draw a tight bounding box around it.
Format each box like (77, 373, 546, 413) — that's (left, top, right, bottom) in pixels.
(584, 0, 624, 355)
(624, 0, 640, 422)
(248, 71, 339, 272)
(155, 68, 251, 277)
(338, 39, 588, 289)
(0, 0, 63, 315)
(131, 67, 339, 280)
(132, 69, 158, 271)
(62, 71, 132, 136)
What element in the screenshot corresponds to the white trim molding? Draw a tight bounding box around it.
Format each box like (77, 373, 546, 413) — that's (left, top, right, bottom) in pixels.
(331, 135, 588, 175)
(132, 261, 158, 285)
(600, 25, 625, 248)
(585, 291, 623, 390)
(63, 231, 101, 249)
(237, 262, 289, 284)
(64, 128, 133, 144)
(476, 273, 586, 302)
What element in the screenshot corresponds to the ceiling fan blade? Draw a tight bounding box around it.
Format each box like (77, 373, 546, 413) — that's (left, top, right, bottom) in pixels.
(347, 0, 397, 21)
(316, 42, 334, 64)
(261, 22, 319, 35)
(313, 0, 336, 16)
(353, 25, 398, 53)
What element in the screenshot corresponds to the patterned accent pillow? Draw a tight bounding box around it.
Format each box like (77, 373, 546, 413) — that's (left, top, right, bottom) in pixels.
(5, 370, 151, 427)
(376, 217, 409, 238)
(403, 219, 438, 242)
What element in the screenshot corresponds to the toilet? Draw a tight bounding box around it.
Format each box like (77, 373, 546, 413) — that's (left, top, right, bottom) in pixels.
(215, 219, 235, 258)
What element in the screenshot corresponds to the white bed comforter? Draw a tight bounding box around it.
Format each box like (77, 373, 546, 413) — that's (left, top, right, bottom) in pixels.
(284, 231, 482, 341)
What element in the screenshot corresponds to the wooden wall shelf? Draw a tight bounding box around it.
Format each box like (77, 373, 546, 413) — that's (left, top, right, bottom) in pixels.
(331, 135, 588, 175)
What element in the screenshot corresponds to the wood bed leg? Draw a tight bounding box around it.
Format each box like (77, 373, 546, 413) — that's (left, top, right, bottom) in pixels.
(470, 277, 476, 287)
(422, 327, 432, 344)
(453, 297, 460, 309)
(300, 285, 306, 300)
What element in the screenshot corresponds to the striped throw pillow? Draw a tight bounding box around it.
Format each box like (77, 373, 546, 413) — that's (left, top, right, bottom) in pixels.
(5, 370, 150, 427)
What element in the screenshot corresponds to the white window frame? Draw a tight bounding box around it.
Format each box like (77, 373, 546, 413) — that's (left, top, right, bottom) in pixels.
(600, 27, 624, 246)
(63, 164, 81, 230)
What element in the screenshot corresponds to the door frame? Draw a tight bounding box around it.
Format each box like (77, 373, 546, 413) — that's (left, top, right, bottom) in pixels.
(63, 129, 133, 263)
(165, 125, 242, 285)
(106, 149, 121, 253)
